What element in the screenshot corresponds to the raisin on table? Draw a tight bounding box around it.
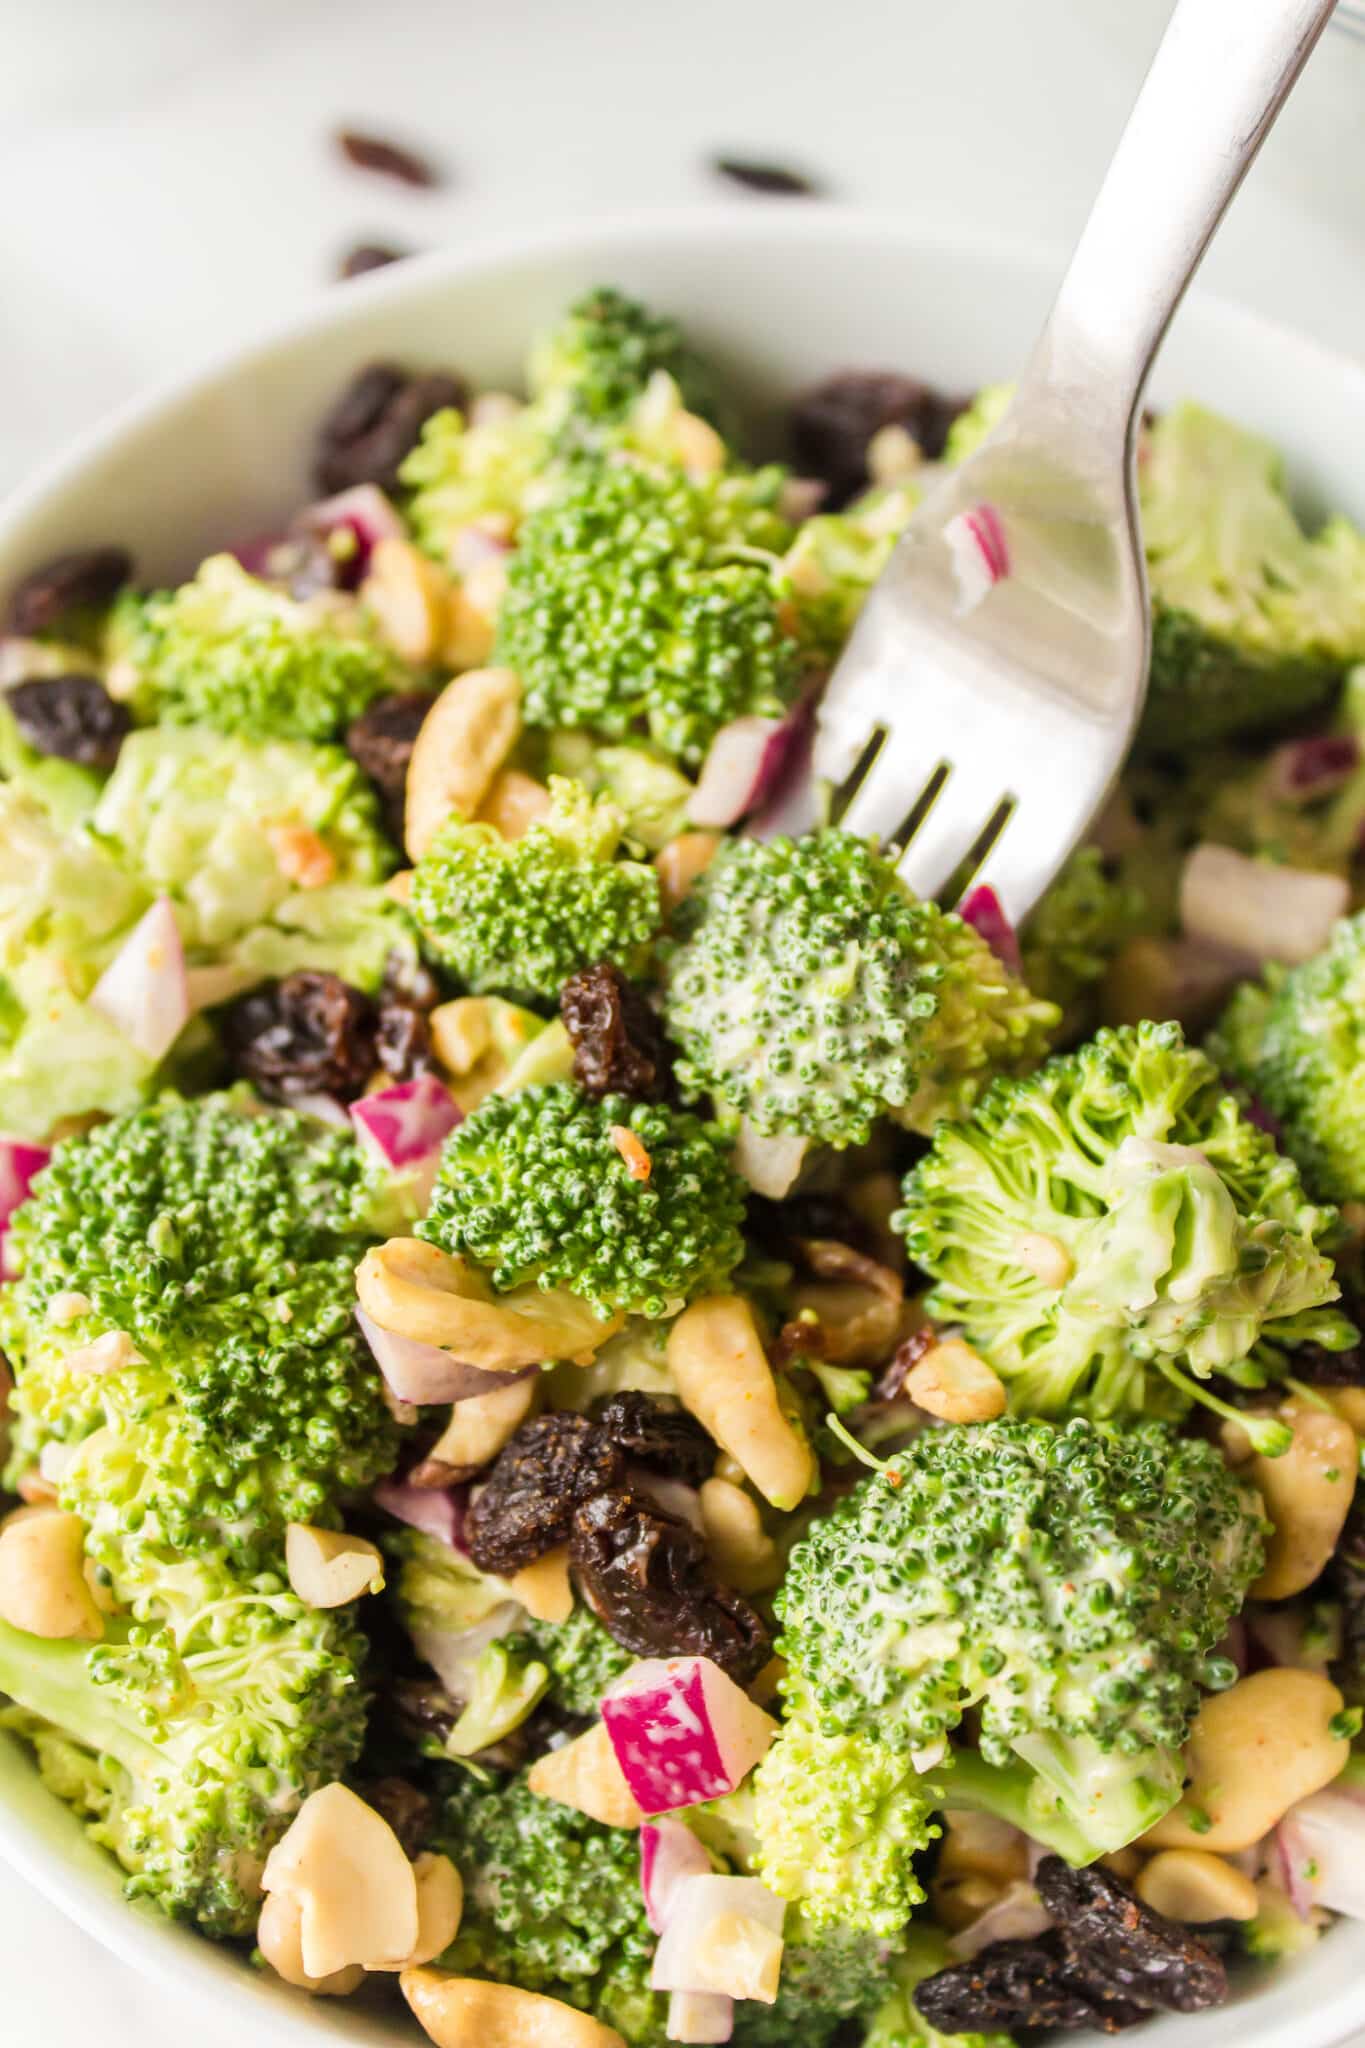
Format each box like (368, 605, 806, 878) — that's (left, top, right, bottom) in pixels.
(8, 674, 130, 769)
(314, 362, 466, 494)
(1036, 1858, 1228, 2015)
(590, 1391, 715, 1489)
(561, 961, 675, 1103)
(467, 1414, 625, 1576)
(220, 970, 378, 1103)
(6, 546, 133, 636)
(571, 1487, 770, 1684)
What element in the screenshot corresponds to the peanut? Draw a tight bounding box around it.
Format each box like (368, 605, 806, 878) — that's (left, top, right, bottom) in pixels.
(357, 1237, 622, 1370)
(1135, 1849, 1258, 1924)
(698, 1477, 782, 1594)
(1250, 1397, 1358, 1599)
(427, 1373, 538, 1474)
(906, 1339, 1007, 1424)
(284, 1524, 385, 1608)
(256, 1890, 366, 1996)
(405, 667, 522, 862)
(362, 537, 452, 666)
(0, 1509, 103, 1640)
(508, 1546, 574, 1626)
(479, 770, 553, 840)
(261, 1782, 418, 1977)
(1144, 1669, 1351, 1853)
(656, 831, 721, 912)
(403, 1970, 627, 2048)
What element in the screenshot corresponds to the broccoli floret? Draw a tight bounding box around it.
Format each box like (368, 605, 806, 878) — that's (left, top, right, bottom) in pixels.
(1020, 848, 1148, 1019)
(781, 482, 920, 661)
(896, 1021, 1351, 1431)
(733, 1919, 899, 2048)
(664, 830, 1058, 1149)
(0, 1547, 366, 1936)
(420, 1082, 746, 1318)
(2, 1094, 398, 1565)
(528, 286, 727, 451)
(763, 1417, 1264, 1890)
(1209, 913, 1365, 1203)
(865, 1927, 1017, 2048)
(494, 454, 799, 766)
(1140, 406, 1365, 748)
(110, 555, 401, 742)
(400, 401, 550, 563)
(509, 1602, 634, 1718)
(409, 777, 661, 1001)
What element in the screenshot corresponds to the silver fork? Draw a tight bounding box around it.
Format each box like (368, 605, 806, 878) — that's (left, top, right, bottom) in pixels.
(772, 0, 1337, 920)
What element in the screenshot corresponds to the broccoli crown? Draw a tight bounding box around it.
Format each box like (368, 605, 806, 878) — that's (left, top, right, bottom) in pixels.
(1020, 847, 1148, 1017)
(774, 1418, 1264, 1849)
(400, 400, 550, 561)
(1209, 912, 1365, 1203)
(734, 1920, 899, 2048)
(0, 1546, 366, 1936)
(1139, 405, 1365, 748)
(3, 1094, 398, 1563)
(409, 777, 661, 1001)
(864, 1927, 1016, 2048)
(664, 830, 1058, 1148)
(111, 555, 400, 742)
(782, 484, 920, 661)
(420, 1082, 746, 1317)
(509, 1601, 634, 1718)
(528, 286, 726, 450)
(896, 1021, 1349, 1421)
(494, 454, 799, 766)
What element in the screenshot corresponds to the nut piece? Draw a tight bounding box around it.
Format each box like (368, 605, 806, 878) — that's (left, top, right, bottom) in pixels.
(0, 1510, 103, 1640)
(429, 996, 493, 1076)
(1144, 1669, 1351, 1853)
(939, 1809, 1030, 1887)
(527, 1721, 642, 1830)
(257, 1890, 366, 1996)
(357, 1237, 623, 1370)
(262, 1782, 419, 1977)
(508, 1544, 574, 1625)
(368, 1853, 464, 1972)
(479, 770, 553, 841)
(668, 1295, 815, 1513)
(698, 1477, 782, 1594)
(402, 1969, 627, 2048)
(442, 558, 509, 672)
(427, 1373, 538, 1474)
(405, 667, 522, 862)
(285, 1524, 385, 1608)
(694, 1913, 783, 2003)
(656, 832, 722, 913)
(1250, 1397, 1358, 1600)
(1135, 1850, 1258, 1925)
(906, 1338, 1007, 1424)
(362, 537, 453, 665)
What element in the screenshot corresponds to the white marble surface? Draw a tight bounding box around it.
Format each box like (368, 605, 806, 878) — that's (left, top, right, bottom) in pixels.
(2, 0, 1364, 2037)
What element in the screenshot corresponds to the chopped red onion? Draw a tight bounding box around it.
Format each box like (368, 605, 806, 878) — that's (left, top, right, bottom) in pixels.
(372, 1474, 468, 1551)
(350, 1075, 461, 1203)
(959, 883, 1022, 976)
(0, 1136, 49, 1279)
(356, 1304, 516, 1405)
(1267, 734, 1359, 804)
(602, 1657, 778, 1816)
(641, 1817, 713, 1935)
(945, 501, 1009, 612)
(1180, 844, 1349, 966)
(301, 483, 404, 566)
(89, 898, 188, 1063)
(688, 716, 795, 830)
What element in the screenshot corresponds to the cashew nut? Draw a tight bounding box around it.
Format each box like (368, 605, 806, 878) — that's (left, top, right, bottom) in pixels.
(1249, 1398, 1357, 1600)
(285, 1524, 385, 1608)
(427, 1373, 538, 1475)
(442, 559, 509, 672)
(368, 1853, 464, 1972)
(526, 1721, 642, 1830)
(405, 667, 522, 863)
(668, 1296, 815, 1512)
(356, 1238, 622, 1370)
(479, 769, 553, 841)
(430, 997, 493, 1077)
(403, 1969, 627, 2048)
(508, 1545, 574, 1625)
(0, 1509, 103, 1640)
(256, 1890, 366, 1996)
(938, 1810, 1029, 1887)
(932, 1871, 1006, 1933)
(262, 1782, 419, 1976)
(656, 832, 722, 912)
(362, 538, 453, 666)
(1144, 1669, 1351, 1852)
(906, 1339, 1007, 1425)
(1135, 1849, 1258, 1924)
(699, 1477, 781, 1594)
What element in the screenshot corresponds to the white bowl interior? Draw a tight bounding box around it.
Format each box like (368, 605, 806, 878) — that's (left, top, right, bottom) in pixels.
(2, 206, 1364, 2048)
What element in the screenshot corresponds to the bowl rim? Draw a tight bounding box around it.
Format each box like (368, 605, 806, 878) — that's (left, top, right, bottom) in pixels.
(3, 200, 1365, 2048)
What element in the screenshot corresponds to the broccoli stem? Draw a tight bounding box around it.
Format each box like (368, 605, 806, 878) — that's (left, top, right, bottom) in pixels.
(0, 1620, 156, 1783)
(1008, 1729, 1183, 1855)
(941, 1747, 1100, 1865)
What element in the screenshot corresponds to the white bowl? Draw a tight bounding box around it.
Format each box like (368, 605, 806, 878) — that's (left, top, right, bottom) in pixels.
(2, 205, 1365, 2048)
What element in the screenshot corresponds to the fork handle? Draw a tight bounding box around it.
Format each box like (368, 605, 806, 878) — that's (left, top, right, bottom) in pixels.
(1031, 0, 1337, 428)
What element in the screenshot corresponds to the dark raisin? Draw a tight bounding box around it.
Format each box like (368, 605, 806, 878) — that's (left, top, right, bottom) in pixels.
(1035, 1858, 1228, 2014)
(746, 1193, 878, 1264)
(338, 242, 411, 281)
(878, 1326, 936, 1401)
(7, 674, 131, 769)
(1291, 1313, 1365, 1386)
(6, 546, 133, 637)
(314, 363, 466, 495)
(913, 1933, 1151, 2036)
(561, 961, 675, 1103)
(345, 690, 432, 841)
(590, 1392, 715, 1489)
(1330, 1495, 1365, 1706)
(220, 970, 378, 1103)
(467, 1415, 625, 1576)
(571, 1488, 771, 1684)
(335, 128, 442, 188)
(789, 371, 968, 505)
(376, 999, 435, 1082)
(357, 1776, 432, 1858)
(711, 156, 819, 197)
(796, 1236, 902, 1301)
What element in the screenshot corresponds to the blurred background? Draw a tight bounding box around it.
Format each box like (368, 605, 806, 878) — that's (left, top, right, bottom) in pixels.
(3, 0, 1364, 2037)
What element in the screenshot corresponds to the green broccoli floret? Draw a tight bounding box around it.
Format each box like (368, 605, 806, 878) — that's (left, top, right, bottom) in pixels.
(865, 1927, 1017, 2048)
(2, 1093, 399, 1565)
(761, 1417, 1264, 1905)
(400, 401, 550, 562)
(409, 777, 661, 1001)
(528, 286, 727, 451)
(494, 454, 799, 766)
(1209, 911, 1365, 1202)
(509, 1602, 634, 1718)
(0, 1546, 366, 1936)
(781, 482, 921, 661)
(1020, 848, 1148, 1019)
(109, 555, 401, 742)
(664, 830, 1058, 1149)
(734, 1919, 899, 2048)
(896, 1021, 1351, 1433)
(420, 1082, 746, 1318)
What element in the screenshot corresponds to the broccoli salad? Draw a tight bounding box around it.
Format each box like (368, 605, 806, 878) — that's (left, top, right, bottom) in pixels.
(1, 288, 1365, 2048)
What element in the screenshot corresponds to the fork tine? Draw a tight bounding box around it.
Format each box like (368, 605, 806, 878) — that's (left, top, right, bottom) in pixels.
(889, 754, 1014, 903)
